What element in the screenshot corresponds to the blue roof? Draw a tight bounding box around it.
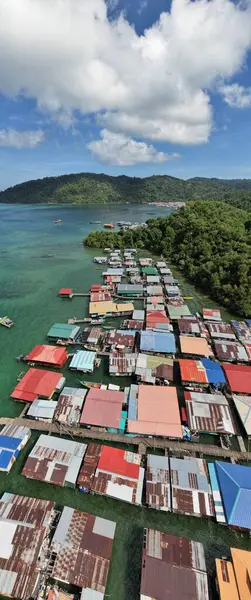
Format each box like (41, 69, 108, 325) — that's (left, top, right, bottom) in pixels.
(0, 435, 22, 451)
(201, 358, 226, 384)
(70, 350, 96, 372)
(140, 331, 176, 354)
(0, 449, 13, 469)
(246, 319, 251, 326)
(128, 384, 138, 421)
(215, 461, 251, 529)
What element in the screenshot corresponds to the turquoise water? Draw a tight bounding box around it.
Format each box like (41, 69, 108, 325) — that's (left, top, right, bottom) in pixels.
(0, 203, 172, 416)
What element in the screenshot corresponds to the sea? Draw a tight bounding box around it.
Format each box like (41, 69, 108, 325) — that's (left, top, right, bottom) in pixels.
(0, 202, 172, 417)
(0, 202, 250, 600)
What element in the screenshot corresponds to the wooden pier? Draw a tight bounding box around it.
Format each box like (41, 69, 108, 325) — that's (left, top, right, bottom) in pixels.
(1, 416, 251, 460)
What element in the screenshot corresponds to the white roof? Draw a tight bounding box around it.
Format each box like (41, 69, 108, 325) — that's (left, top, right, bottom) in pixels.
(27, 399, 57, 420)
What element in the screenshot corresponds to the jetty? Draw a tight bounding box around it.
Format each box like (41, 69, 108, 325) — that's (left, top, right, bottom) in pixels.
(1, 416, 251, 461)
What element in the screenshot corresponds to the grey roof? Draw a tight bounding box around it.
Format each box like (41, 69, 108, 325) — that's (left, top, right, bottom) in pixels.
(132, 309, 145, 320)
(27, 399, 57, 420)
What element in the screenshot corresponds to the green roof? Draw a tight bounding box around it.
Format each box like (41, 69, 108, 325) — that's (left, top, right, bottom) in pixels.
(47, 322, 80, 340)
(167, 305, 191, 319)
(141, 267, 158, 275)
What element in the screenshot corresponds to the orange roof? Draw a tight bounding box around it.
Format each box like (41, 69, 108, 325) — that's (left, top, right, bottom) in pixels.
(128, 385, 182, 438)
(215, 559, 239, 600)
(231, 547, 251, 600)
(179, 359, 208, 383)
(180, 336, 213, 357)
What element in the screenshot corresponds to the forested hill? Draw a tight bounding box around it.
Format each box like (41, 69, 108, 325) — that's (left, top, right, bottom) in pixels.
(1, 172, 251, 208)
(84, 200, 251, 316)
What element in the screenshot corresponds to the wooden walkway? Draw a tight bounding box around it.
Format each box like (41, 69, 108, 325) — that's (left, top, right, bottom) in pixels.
(1, 416, 251, 460)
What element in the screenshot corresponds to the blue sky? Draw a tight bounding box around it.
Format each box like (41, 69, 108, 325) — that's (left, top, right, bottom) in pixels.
(1, 0, 251, 189)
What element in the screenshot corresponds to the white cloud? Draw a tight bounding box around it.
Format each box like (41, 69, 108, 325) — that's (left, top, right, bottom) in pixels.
(0, 0, 251, 146)
(88, 128, 180, 165)
(220, 83, 251, 108)
(0, 129, 45, 148)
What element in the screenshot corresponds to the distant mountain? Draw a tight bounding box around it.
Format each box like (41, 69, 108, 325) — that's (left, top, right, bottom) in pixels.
(1, 172, 251, 208)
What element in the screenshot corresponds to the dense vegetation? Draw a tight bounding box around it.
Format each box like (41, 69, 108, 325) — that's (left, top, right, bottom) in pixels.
(2, 171, 251, 208)
(85, 200, 251, 316)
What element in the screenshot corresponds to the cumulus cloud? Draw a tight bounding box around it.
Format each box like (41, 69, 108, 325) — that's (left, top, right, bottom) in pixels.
(220, 83, 251, 108)
(88, 129, 180, 165)
(0, 0, 251, 146)
(0, 129, 45, 148)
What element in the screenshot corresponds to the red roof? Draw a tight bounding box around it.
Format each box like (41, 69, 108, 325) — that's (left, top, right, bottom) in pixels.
(26, 345, 68, 368)
(146, 311, 169, 325)
(59, 288, 72, 296)
(179, 359, 208, 383)
(90, 284, 102, 292)
(10, 368, 63, 403)
(223, 363, 251, 393)
(80, 387, 124, 428)
(98, 446, 140, 479)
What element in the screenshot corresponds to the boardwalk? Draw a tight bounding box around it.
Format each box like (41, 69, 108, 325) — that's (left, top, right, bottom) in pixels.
(1, 416, 250, 460)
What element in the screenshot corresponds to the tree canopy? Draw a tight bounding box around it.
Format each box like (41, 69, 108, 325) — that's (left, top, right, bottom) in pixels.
(2, 172, 251, 207)
(84, 200, 251, 316)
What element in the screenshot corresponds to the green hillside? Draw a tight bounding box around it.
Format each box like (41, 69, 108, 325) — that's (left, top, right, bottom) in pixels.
(85, 200, 251, 316)
(1, 171, 251, 207)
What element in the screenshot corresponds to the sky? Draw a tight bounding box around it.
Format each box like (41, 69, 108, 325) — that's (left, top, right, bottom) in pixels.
(1, 0, 251, 189)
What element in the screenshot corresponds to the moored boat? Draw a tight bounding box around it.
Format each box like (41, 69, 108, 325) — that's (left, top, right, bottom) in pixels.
(54, 219, 62, 224)
(104, 223, 114, 229)
(0, 316, 14, 328)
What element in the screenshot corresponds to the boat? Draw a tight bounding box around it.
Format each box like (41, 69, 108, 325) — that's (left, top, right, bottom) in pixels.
(79, 380, 103, 389)
(15, 355, 26, 362)
(54, 219, 62, 224)
(104, 223, 114, 229)
(0, 316, 14, 328)
(183, 296, 193, 300)
(91, 318, 104, 325)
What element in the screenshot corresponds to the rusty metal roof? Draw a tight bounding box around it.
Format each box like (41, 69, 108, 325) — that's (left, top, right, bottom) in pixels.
(185, 391, 236, 435)
(0, 494, 55, 600)
(146, 454, 171, 511)
(109, 351, 138, 375)
(54, 387, 87, 426)
(170, 457, 215, 517)
(91, 446, 144, 505)
(77, 443, 102, 490)
(51, 507, 116, 595)
(141, 528, 209, 600)
(22, 434, 87, 488)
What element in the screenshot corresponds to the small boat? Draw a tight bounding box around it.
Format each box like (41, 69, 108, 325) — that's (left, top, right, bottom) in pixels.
(91, 318, 104, 325)
(79, 380, 102, 389)
(104, 223, 114, 229)
(15, 355, 26, 362)
(0, 316, 14, 328)
(183, 296, 193, 300)
(54, 219, 62, 224)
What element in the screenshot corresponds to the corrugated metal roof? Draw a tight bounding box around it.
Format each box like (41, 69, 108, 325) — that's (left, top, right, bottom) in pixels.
(214, 461, 251, 530)
(22, 434, 87, 488)
(10, 368, 65, 403)
(107, 329, 136, 349)
(201, 358, 226, 385)
(223, 363, 251, 393)
(168, 304, 191, 319)
(179, 359, 208, 384)
(27, 399, 57, 420)
(208, 462, 226, 523)
(146, 275, 161, 283)
(214, 340, 249, 362)
(170, 457, 215, 517)
(54, 387, 87, 426)
(178, 317, 208, 337)
(117, 284, 143, 293)
(132, 309, 145, 320)
(47, 323, 80, 340)
(69, 351, 96, 372)
(140, 330, 176, 354)
(80, 388, 124, 428)
(146, 303, 165, 312)
(231, 548, 251, 600)
(0, 494, 55, 600)
(0, 428, 31, 472)
(26, 344, 68, 367)
(215, 559, 239, 600)
(231, 320, 251, 342)
(146, 285, 163, 295)
(180, 336, 213, 357)
(232, 394, 251, 436)
(206, 322, 236, 340)
(128, 384, 138, 421)
(92, 446, 144, 505)
(146, 454, 171, 511)
(185, 391, 235, 434)
(128, 385, 182, 438)
(136, 353, 173, 383)
(77, 443, 102, 490)
(51, 507, 115, 594)
(109, 351, 137, 376)
(87, 327, 102, 344)
(203, 308, 222, 321)
(141, 529, 209, 600)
